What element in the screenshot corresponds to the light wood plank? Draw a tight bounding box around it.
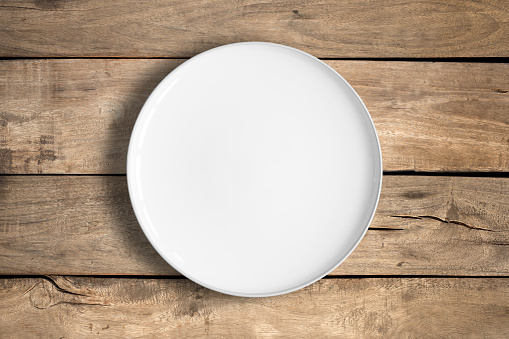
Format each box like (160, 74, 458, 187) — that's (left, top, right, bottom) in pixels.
(1, 59, 508, 174)
(0, 0, 508, 58)
(1, 276, 508, 338)
(0, 176, 508, 276)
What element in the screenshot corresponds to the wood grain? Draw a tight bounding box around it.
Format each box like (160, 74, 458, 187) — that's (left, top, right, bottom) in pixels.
(1, 175, 508, 276)
(1, 276, 508, 338)
(1, 59, 508, 174)
(0, 0, 508, 58)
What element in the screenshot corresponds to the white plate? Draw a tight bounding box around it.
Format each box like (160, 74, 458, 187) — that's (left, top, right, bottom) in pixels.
(127, 42, 382, 297)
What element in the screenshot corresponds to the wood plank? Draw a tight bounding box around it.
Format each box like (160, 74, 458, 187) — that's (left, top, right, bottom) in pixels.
(1, 59, 508, 174)
(1, 276, 508, 337)
(0, 0, 508, 58)
(0, 176, 508, 276)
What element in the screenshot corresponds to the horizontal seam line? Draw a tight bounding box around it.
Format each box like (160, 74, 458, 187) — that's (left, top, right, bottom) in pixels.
(0, 274, 508, 279)
(1, 172, 509, 178)
(0, 57, 508, 63)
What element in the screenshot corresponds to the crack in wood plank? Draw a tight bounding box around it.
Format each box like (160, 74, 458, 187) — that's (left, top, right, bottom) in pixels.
(490, 88, 508, 93)
(369, 227, 405, 231)
(46, 300, 111, 309)
(391, 215, 495, 232)
(487, 242, 509, 246)
(28, 277, 112, 309)
(0, 5, 78, 12)
(43, 275, 90, 297)
(21, 281, 40, 297)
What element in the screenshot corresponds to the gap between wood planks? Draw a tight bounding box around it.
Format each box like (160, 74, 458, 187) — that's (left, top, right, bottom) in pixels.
(1, 172, 509, 177)
(2, 274, 509, 281)
(0, 57, 508, 63)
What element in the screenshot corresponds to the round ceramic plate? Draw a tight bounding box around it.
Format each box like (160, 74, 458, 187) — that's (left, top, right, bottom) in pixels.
(127, 42, 382, 297)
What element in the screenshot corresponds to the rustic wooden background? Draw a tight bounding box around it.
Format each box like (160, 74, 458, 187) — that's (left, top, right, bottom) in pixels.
(1, 0, 508, 337)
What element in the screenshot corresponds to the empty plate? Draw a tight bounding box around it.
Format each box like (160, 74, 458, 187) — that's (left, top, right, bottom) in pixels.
(127, 42, 382, 297)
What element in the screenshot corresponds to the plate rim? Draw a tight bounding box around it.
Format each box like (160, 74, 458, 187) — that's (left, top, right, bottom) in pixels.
(126, 41, 383, 297)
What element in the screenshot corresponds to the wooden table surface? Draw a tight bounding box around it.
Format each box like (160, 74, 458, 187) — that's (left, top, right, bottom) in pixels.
(1, 1, 509, 337)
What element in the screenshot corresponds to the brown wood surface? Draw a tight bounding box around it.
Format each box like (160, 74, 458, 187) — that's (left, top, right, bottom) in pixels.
(1, 0, 508, 58)
(2, 0, 508, 337)
(1, 175, 507, 276)
(1, 59, 508, 174)
(1, 276, 508, 338)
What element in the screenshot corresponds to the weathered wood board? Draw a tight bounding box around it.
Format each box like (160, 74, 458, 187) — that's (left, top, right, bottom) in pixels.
(1, 60, 508, 174)
(1, 0, 508, 58)
(1, 276, 508, 338)
(1, 175, 507, 276)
